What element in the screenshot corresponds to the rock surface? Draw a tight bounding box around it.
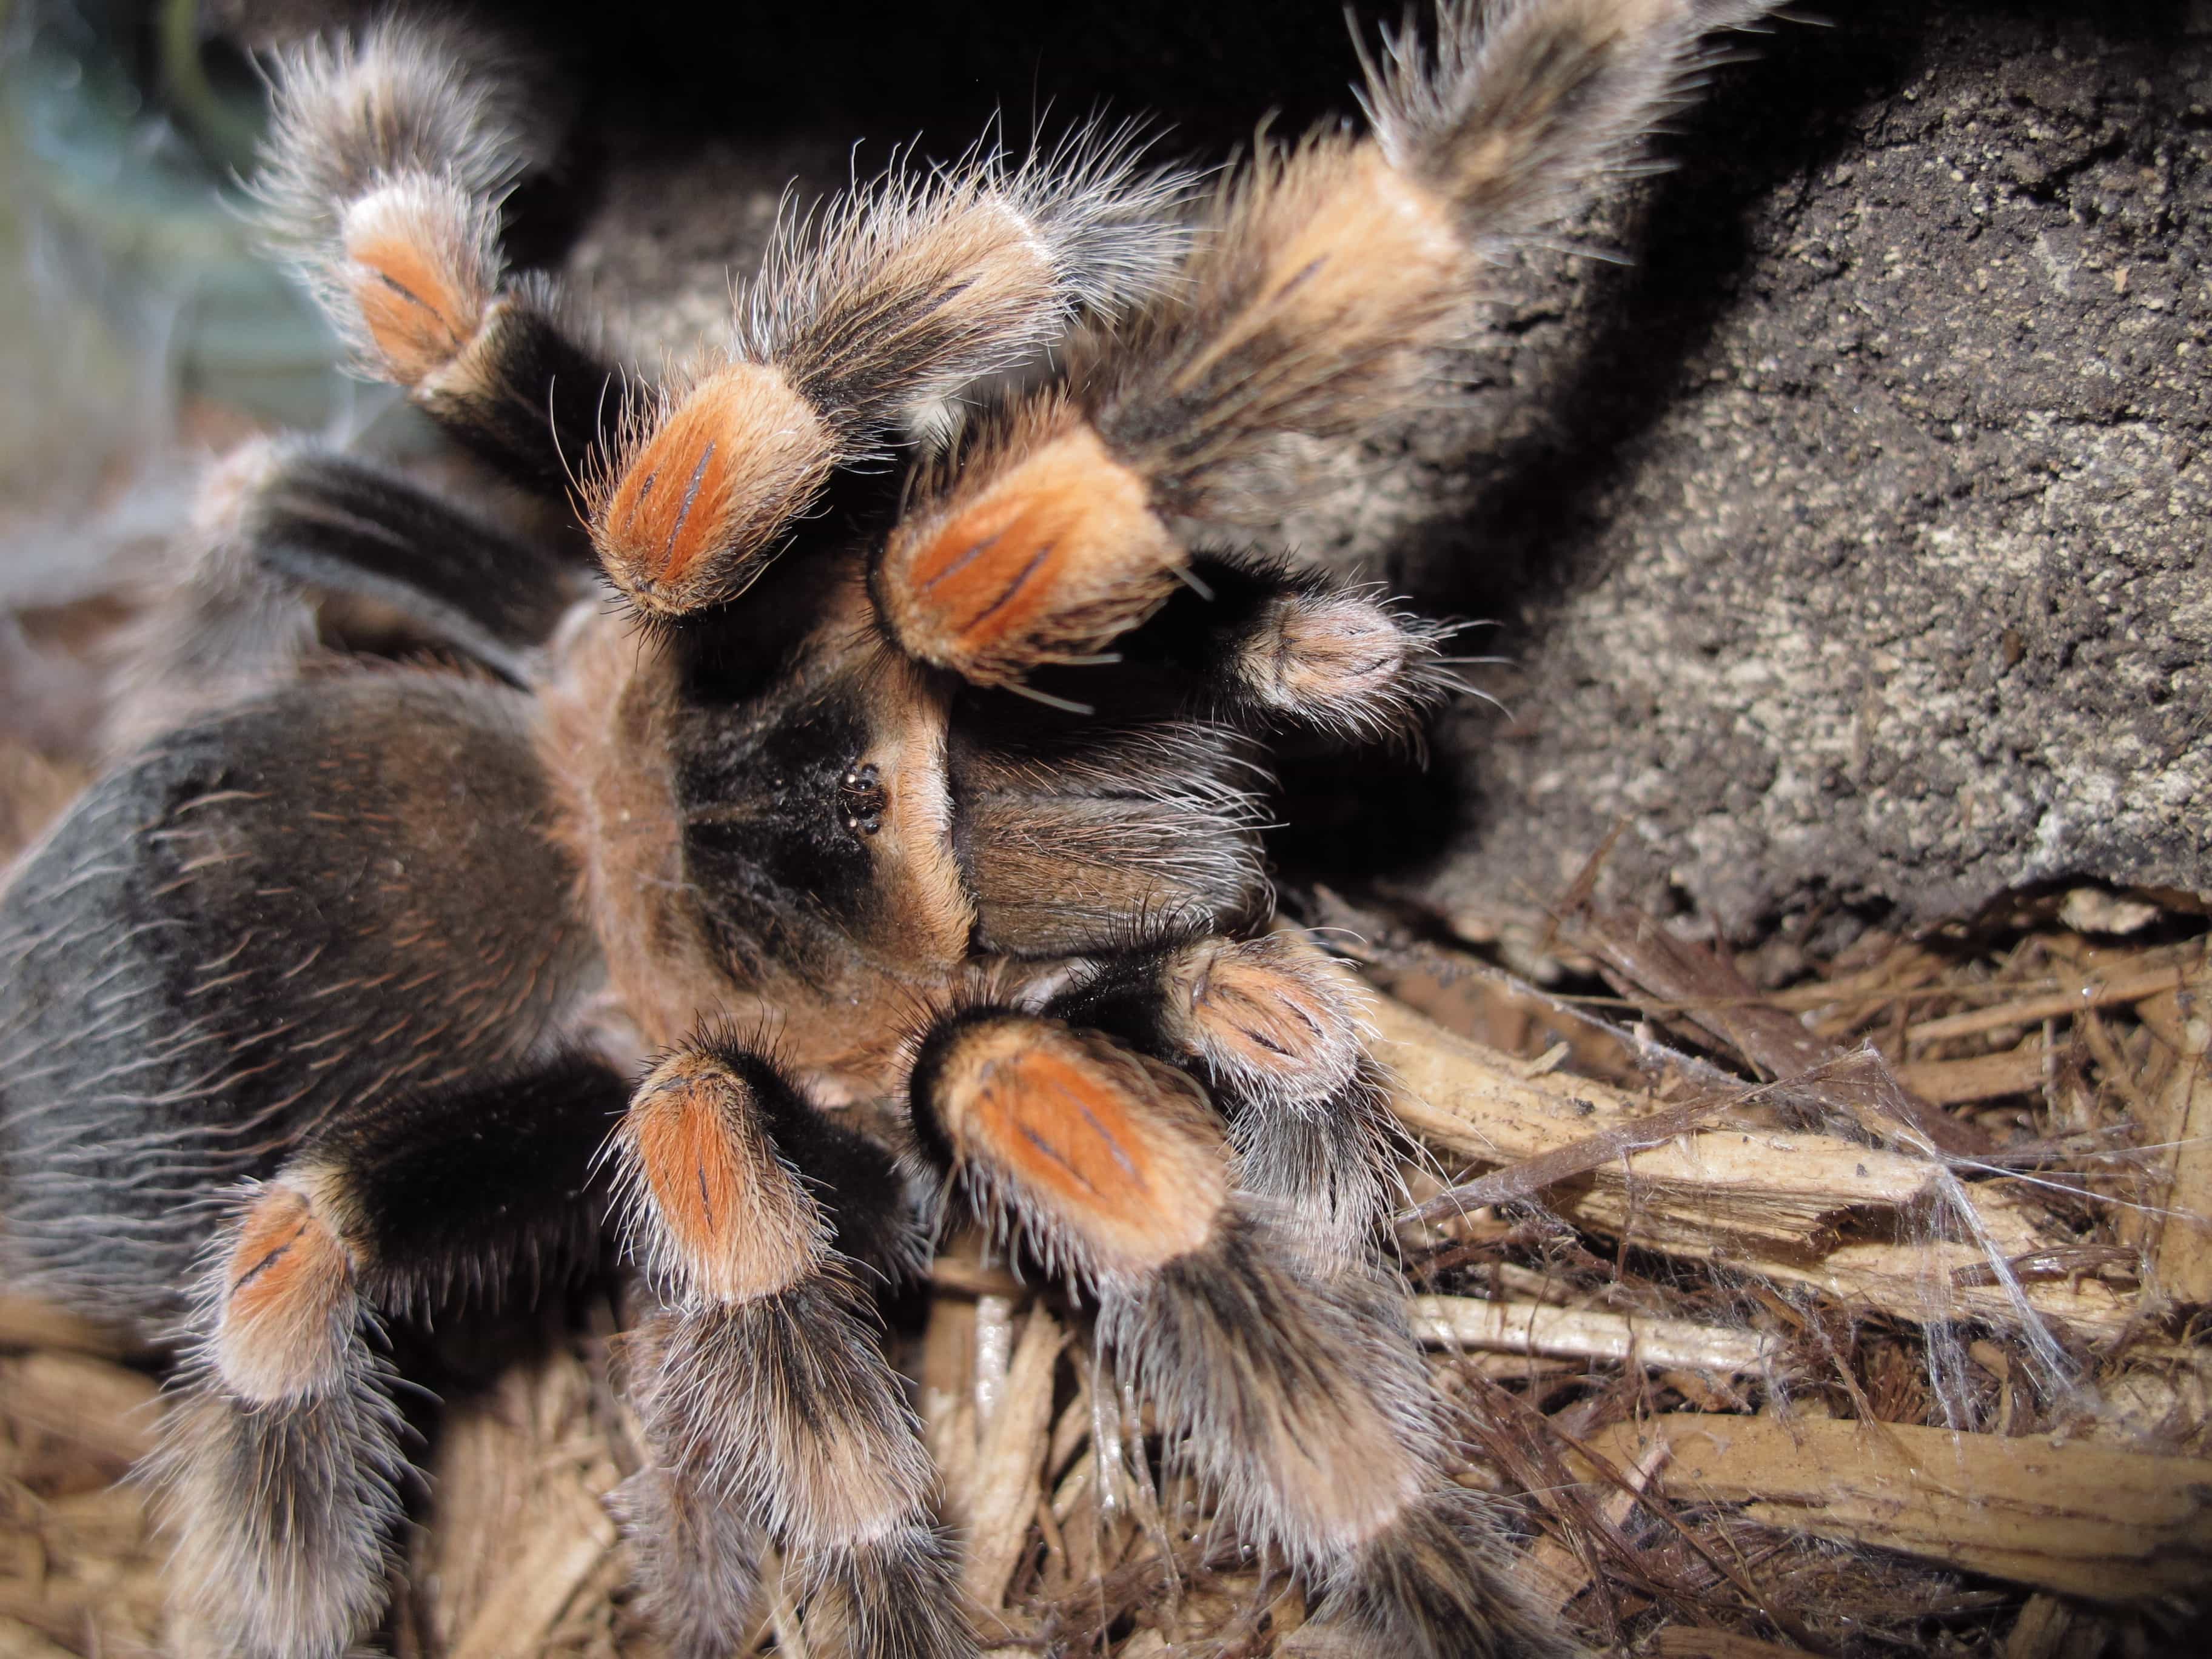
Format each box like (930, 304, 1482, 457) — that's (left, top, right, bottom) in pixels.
(1383, 0, 2212, 948)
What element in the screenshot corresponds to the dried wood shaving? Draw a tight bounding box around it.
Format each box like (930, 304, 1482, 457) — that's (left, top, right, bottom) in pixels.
(4, 883, 2208, 1655)
(1574, 1414, 2212, 1601)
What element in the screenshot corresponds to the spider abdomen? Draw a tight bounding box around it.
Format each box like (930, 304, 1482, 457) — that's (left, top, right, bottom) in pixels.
(0, 669, 597, 1322)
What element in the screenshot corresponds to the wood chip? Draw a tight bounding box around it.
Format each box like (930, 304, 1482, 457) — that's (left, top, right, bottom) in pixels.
(1895, 1039, 2046, 1105)
(0, 1612, 85, 1659)
(418, 1346, 623, 1659)
(0, 1298, 137, 1360)
(962, 1305, 1062, 1611)
(2133, 972, 2212, 1302)
(1411, 1298, 1780, 1376)
(1654, 1631, 1818, 1659)
(0, 1354, 159, 1466)
(2002, 1593, 2074, 1659)
(1567, 905, 1986, 1154)
(1375, 996, 2131, 1335)
(1578, 1415, 2212, 1601)
(1524, 1434, 1667, 1611)
(444, 1504, 617, 1659)
(1905, 965, 2195, 1047)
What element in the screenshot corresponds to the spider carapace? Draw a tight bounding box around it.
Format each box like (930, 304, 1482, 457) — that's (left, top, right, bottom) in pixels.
(0, 5, 1781, 1655)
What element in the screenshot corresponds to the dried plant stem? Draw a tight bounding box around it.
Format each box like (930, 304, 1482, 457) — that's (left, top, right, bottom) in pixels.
(1575, 1414, 2212, 1601)
(1373, 997, 2139, 1338)
(2130, 971, 2212, 1302)
(1411, 1297, 1780, 1376)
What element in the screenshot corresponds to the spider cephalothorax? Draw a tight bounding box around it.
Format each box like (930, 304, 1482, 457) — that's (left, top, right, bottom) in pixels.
(0, 5, 1783, 1657)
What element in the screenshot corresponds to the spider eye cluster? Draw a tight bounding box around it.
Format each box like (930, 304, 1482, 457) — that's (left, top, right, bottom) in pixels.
(839, 762, 886, 837)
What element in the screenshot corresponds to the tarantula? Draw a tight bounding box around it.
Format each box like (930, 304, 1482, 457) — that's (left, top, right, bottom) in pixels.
(0, 4, 1781, 1655)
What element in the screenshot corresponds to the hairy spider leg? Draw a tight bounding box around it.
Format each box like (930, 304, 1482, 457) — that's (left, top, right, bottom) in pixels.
(257, 18, 620, 494)
(907, 1007, 1581, 1659)
(584, 134, 1196, 615)
(154, 1055, 625, 1659)
(873, 0, 1786, 689)
(107, 436, 595, 750)
(1043, 929, 1400, 1281)
(608, 1037, 977, 1659)
(1170, 554, 1475, 747)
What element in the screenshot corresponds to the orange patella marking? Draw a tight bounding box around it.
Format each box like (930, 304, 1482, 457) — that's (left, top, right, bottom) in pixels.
(628, 1055, 823, 1302)
(894, 424, 1173, 679)
(950, 1023, 1227, 1271)
(217, 1183, 354, 1403)
(595, 364, 831, 614)
(346, 226, 483, 385)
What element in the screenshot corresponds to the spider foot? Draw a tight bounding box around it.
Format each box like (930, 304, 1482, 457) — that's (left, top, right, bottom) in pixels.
(911, 1006, 1578, 1657)
(258, 20, 614, 490)
(612, 1039, 977, 1659)
(152, 1178, 403, 1659)
(1191, 558, 1469, 745)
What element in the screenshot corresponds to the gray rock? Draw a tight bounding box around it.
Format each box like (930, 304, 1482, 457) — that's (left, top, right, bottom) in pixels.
(1373, 2, 2211, 945)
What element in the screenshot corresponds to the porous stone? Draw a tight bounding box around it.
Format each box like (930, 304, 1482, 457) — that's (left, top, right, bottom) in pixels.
(1376, 1, 2212, 945)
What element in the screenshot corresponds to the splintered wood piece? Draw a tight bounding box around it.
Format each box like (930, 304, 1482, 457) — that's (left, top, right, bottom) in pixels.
(0, 1353, 159, 1466)
(964, 1305, 1063, 1612)
(1372, 996, 2137, 1337)
(420, 1349, 625, 1659)
(1410, 1298, 1780, 1376)
(1906, 964, 2197, 1047)
(1566, 905, 1988, 1155)
(1578, 1415, 2212, 1601)
(0, 1296, 137, 1360)
(444, 1496, 618, 1659)
(1895, 1041, 2047, 1106)
(921, 1292, 981, 1525)
(1654, 1631, 1818, 1659)
(2132, 971, 2212, 1304)
(2001, 1594, 2075, 1659)
(0, 1614, 82, 1659)
(1523, 1433, 1669, 1612)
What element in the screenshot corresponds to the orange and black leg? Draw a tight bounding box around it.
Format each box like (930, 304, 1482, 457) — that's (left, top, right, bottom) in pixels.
(1041, 929, 1400, 1279)
(258, 18, 1193, 616)
(907, 1005, 1580, 1659)
(154, 1053, 626, 1659)
(607, 1036, 975, 1659)
(258, 21, 618, 495)
(871, 1, 1781, 697)
(105, 435, 600, 754)
(580, 138, 1191, 617)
